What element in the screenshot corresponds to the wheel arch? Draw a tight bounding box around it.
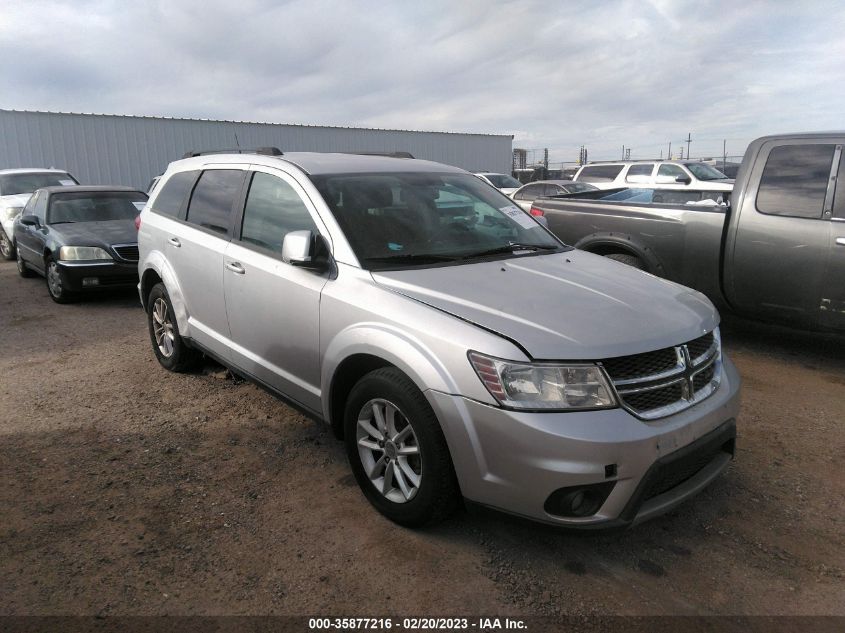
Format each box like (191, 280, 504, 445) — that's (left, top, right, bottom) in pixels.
(575, 232, 666, 277)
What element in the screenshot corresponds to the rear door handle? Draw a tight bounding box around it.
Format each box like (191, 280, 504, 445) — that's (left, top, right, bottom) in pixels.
(225, 261, 245, 274)
(836, 237, 845, 246)
(168, 237, 181, 247)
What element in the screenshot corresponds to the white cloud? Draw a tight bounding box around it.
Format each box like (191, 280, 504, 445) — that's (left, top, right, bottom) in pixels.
(1, 0, 844, 164)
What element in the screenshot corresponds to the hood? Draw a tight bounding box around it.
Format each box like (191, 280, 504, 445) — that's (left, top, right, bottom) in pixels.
(0, 193, 33, 209)
(372, 250, 718, 360)
(50, 219, 138, 248)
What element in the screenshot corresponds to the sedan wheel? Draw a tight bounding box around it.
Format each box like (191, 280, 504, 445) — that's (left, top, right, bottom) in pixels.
(0, 231, 14, 260)
(356, 398, 422, 503)
(46, 258, 74, 303)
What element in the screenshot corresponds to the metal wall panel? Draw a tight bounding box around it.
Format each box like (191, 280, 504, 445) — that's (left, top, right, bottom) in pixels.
(0, 110, 512, 190)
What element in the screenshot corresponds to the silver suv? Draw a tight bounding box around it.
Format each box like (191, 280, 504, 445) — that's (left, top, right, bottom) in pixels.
(138, 149, 741, 528)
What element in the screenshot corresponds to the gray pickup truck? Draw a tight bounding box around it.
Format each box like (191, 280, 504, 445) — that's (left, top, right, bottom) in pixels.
(531, 133, 845, 332)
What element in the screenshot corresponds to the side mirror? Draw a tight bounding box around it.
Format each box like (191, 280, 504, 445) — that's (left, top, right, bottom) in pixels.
(675, 175, 692, 185)
(20, 215, 39, 227)
(281, 230, 330, 270)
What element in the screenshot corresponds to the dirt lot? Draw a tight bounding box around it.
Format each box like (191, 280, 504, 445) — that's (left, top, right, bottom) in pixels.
(1, 259, 843, 618)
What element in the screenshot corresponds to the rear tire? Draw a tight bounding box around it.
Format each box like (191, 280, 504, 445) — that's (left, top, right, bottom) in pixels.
(604, 252, 645, 270)
(344, 367, 460, 527)
(16, 249, 35, 277)
(0, 231, 15, 260)
(146, 282, 201, 372)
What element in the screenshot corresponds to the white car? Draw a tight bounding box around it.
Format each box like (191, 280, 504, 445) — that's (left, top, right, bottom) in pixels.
(573, 160, 733, 193)
(474, 172, 523, 197)
(0, 168, 78, 259)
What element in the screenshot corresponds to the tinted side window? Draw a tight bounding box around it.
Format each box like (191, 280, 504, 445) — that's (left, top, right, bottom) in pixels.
(151, 170, 199, 218)
(626, 164, 654, 182)
(514, 184, 541, 200)
(186, 170, 244, 236)
(578, 165, 623, 182)
(657, 164, 687, 179)
(34, 192, 49, 222)
(240, 172, 317, 254)
(756, 144, 835, 219)
(833, 151, 845, 220)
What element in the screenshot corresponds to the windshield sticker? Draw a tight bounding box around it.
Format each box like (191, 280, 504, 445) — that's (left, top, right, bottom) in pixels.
(388, 242, 404, 251)
(132, 201, 147, 211)
(499, 205, 537, 229)
(59, 179, 76, 186)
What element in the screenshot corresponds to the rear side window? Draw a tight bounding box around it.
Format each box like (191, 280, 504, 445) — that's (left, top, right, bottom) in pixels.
(185, 170, 245, 236)
(577, 165, 623, 182)
(756, 144, 835, 219)
(626, 164, 654, 182)
(240, 172, 317, 254)
(657, 164, 687, 180)
(514, 184, 543, 200)
(151, 170, 198, 218)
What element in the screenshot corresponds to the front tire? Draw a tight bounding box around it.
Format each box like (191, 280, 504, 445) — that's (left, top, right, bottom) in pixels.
(344, 367, 460, 527)
(146, 282, 201, 372)
(0, 231, 16, 260)
(45, 257, 75, 303)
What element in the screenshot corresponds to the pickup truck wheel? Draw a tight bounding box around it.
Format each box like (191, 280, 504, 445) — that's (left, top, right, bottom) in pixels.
(0, 231, 15, 260)
(344, 367, 460, 527)
(604, 252, 645, 270)
(16, 249, 35, 277)
(146, 282, 201, 372)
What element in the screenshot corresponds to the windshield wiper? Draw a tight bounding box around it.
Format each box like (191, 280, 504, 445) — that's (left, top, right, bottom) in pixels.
(49, 221, 76, 225)
(364, 253, 461, 264)
(460, 243, 559, 259)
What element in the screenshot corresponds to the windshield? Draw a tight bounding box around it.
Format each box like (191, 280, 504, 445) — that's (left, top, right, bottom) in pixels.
(311, 172, 564, 270)
(483, 173, 522, 189)
(684, 163, 729, 181)
(48, 191, 148, 224)
(0, 172, 77, 195)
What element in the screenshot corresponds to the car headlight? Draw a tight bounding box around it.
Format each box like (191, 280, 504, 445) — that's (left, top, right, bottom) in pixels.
(58, 246, 113, 261)
(469, 351, 617, 410)
(3, 206, 23, 221)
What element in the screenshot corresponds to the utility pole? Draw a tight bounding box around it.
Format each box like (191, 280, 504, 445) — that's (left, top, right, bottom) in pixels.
(723, 139, 727, 170)
(668, 142, 672, 160)
(686, 132, 692, 161)
(625, 148, 631, 160)
(543, 148, 549, 170)
(622, 145, 625, 160)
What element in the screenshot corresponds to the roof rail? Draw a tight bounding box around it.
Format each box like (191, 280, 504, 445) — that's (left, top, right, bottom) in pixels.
(182, 147, 283, 159)
(345, 151, 415, 159)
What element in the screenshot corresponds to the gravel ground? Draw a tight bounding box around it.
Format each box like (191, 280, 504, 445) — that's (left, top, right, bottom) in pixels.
(0, 259, 843, 618)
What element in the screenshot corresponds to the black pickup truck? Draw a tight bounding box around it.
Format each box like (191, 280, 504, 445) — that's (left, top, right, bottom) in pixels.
(530, 133, 845, 332)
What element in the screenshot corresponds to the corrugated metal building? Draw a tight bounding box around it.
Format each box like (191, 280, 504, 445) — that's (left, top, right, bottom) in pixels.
(0, 110, 512, 191)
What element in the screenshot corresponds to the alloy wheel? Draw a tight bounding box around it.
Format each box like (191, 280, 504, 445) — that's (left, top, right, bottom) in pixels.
(47, 262, 63, 297)
(356, 398, 422, 503)
(152, 297, 176, 358)
(0, 232, 11, 258)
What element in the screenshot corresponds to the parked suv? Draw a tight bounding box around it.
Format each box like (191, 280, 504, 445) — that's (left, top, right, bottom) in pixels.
(574, 160, 734, 193)
(138, 149, 740, 528)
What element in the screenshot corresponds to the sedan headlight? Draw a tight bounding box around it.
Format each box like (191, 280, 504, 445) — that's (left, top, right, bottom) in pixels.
(58, 246, 113, 261)
(469, 351, 617, 410)
(3, 206, 23, 221)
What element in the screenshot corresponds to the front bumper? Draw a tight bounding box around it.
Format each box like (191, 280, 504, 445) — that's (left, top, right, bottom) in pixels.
(57, 260, 138, 292)
(426, 355, 741, 528)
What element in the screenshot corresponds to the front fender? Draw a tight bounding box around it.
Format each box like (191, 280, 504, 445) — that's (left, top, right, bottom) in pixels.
(140, 250, 191, 335)
(321, 321, 473, 421)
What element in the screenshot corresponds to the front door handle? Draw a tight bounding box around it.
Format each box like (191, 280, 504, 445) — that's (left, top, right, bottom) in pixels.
(225, 261, 245, 274)
(168, 237, 181, 248)
(836, 237, 845, 246)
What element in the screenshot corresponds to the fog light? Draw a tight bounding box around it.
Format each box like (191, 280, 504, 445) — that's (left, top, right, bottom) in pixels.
(82, 277, 100, 287)
(544, 482, 616, 518)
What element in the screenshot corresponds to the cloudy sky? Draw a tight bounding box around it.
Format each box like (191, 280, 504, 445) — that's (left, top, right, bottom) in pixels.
(2, 0, 844, 165)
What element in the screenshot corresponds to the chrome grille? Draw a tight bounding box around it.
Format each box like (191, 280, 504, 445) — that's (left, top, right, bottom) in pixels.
(112, 243, 139, 262)
(601, 330, 721, 420)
